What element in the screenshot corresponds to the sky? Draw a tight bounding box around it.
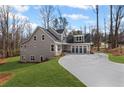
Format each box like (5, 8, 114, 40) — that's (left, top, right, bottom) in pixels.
(12, 5, 110, 32)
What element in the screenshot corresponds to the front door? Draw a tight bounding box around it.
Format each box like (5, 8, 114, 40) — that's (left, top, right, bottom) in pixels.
(41, 56, 43, 62)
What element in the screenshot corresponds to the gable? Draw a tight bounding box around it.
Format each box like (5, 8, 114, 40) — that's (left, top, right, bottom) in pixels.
(21, 26, 56, 45)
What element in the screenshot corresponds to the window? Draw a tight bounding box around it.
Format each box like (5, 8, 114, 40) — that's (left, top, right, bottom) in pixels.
(58, 45, 61, 51)
(31, 56, 35, 60)
(72, 46, 75, 53)
(34, 36, 36, 40)
(42, 35, 45, 40)
(76, 46, 78, 53)
(79, 46, 82, 53)
(84, 46, 87, 53)
(51, 45, 54, 51)
(76, 37, 78, 42)
(79, 36, 82, 41)
(21, 56, 25, 60)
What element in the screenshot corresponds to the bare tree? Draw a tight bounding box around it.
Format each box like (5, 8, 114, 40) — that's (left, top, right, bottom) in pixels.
(113, 5, 124, 48)
(109, 5, 114, 49)
(104, 18, 107, 49)
(0, 5, 11, 57)
(25, 22, 33, 38)
(96, 5, 100, 51)
(39, 5, 54, 29)
(0, 5, 30, 57)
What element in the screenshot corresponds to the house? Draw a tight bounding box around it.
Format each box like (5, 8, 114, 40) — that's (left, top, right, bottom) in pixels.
(20, 26, 91, 62)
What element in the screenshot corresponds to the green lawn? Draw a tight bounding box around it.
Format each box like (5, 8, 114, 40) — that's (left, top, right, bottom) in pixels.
(0, 56, 85, 87)
(108, 54, 124, 64)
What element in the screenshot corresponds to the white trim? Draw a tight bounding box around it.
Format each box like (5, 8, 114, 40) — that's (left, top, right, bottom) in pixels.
(41, 34, 45, 41)
(21, 55, 26, 60)
(50, 44, 55, 52)
(30, 55, 35, 62)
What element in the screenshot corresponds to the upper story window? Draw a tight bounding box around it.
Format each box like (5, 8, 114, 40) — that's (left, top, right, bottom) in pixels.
(51, 45, 54, 51)
(42, 35, 45, 40)
(79, 36, 82, 41)
(34, 36, 37, 40)
(76, 37, 78, 41)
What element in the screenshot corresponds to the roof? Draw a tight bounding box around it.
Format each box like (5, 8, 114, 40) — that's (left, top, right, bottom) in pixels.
(46, 29, 61, 42)
(56, 29, 65, 34)
(21, 26, 61, 45)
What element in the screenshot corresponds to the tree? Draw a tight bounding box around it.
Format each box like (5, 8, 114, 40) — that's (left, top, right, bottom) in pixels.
(96, 5, 100, 51)
(52, 17, 68, 29)
(113, 5, 124, 48)
(0, 5, 11, 57)
(104, 18, 107, 49)
(109, 5, 114, 49)
(39, 5, 54, 29)
(0, 5, 30, 57)
(25, 22, 33, 38)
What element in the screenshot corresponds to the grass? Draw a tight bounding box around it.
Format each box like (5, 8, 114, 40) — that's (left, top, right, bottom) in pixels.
(108, 54, 124, 64)
(0, 56, 85, 87)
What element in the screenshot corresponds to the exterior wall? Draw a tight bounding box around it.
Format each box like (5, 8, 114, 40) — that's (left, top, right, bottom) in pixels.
(73, 35, 84, 43)
(20, 27, 92, 62)
(55, 43, 62, 56)
(20, 28, 57, 62)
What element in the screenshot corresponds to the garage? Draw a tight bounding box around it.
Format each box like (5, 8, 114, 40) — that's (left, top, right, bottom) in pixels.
(70, 43, 91, 54)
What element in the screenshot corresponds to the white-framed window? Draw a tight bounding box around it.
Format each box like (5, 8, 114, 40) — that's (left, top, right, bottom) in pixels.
(34, 36, 37, 40)
(51, 45, 54, 51)
(21, 56, 25, 60)
(58, 45, 61, 51)
(72, 46, 75, 53)
(76, 46, 78, 53)
(42, 35, 45, 40)
(31, 56, 35, 60)
(79, 46, 82, 53)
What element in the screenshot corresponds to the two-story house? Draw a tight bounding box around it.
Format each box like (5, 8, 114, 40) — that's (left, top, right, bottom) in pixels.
(20, 26, 91, 62)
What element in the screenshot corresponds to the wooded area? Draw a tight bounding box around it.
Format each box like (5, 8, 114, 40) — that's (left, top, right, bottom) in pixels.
(0, 6, 32, 57)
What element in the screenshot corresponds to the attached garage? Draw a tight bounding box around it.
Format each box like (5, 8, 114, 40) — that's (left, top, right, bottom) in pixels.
(70, 43, 91, 54)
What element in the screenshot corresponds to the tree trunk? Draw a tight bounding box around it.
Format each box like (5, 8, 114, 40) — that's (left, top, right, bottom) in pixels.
(96, 5, 100, 51)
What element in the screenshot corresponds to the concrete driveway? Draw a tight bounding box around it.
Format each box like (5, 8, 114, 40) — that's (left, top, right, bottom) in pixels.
(59, 53, 124, 87)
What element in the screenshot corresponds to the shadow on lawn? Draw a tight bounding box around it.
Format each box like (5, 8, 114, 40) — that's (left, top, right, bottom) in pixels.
(0, 61, 35, 72)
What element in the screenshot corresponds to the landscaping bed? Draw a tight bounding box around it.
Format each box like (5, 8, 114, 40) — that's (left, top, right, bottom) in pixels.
(0, 73, 12, 85)
(107, 48, 124, 56)
(108, 54, 124, 64)
(0, 59, 6, 65)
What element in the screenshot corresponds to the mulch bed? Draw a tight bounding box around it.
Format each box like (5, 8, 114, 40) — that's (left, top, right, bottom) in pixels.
(0, 59, 6, 65)
(0, 73, 12, 85)
(107, 48, 124, 56)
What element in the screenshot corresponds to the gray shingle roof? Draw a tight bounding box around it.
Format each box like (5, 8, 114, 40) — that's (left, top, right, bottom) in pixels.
(56, 29, 64, 34)
(46, 29, 61, 42)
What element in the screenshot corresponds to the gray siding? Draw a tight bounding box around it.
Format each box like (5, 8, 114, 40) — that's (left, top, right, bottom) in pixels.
(20, 28, 57, 62)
